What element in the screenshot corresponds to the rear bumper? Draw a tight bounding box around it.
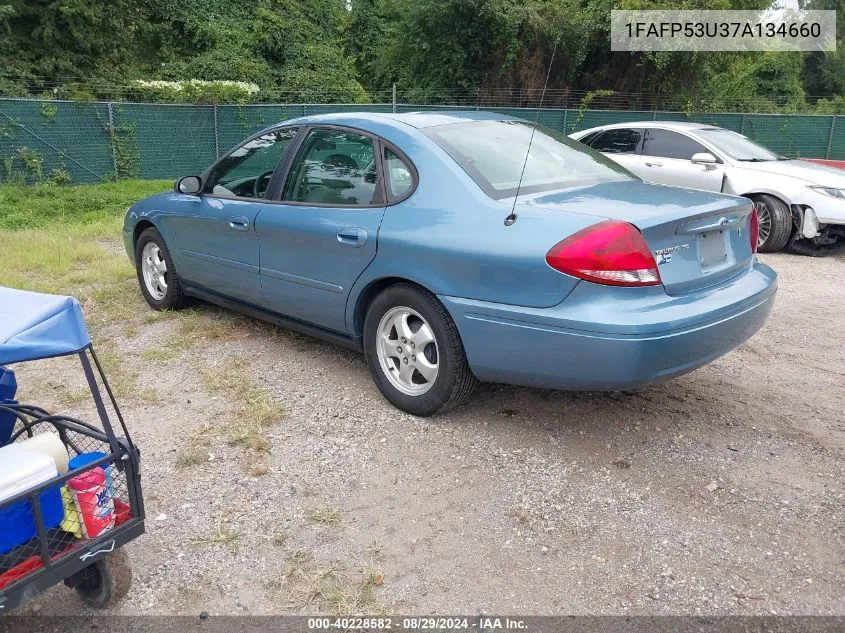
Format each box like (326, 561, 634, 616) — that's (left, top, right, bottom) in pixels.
(440, 260, 777, 391)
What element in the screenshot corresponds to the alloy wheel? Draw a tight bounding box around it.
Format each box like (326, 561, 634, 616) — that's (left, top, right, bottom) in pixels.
(375, 306, 439, 396)
(755, 201, 772, 249)
(141, 242, 168, 301)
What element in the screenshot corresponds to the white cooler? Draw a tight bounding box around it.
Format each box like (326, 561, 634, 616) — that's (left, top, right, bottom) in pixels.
(0, 443, 63, 554)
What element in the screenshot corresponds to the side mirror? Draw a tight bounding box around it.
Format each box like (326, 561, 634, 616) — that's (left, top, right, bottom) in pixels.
(691, 152, 718, 165)
(175, 175, 202, 195)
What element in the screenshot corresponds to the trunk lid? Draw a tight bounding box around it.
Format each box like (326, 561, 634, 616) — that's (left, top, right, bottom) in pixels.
(518, 180, 756, 295)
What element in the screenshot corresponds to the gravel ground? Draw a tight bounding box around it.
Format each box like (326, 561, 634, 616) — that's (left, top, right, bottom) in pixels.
(8, 250, 845, 616)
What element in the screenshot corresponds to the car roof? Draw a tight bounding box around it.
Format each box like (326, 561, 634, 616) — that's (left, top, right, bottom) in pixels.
(575, 120, 722, 135)
(275, 110, 524, 131)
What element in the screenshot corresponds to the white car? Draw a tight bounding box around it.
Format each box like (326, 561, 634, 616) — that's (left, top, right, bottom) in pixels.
(570, 121, 845, 255)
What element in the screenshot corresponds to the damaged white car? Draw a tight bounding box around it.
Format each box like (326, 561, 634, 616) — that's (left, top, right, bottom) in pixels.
(571, 122, 845, 255)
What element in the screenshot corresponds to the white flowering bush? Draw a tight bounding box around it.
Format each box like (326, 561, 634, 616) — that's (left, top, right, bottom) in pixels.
(125, 79, 261, 104)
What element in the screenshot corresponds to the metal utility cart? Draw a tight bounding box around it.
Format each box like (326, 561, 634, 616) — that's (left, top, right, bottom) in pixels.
(0, 287, 144, 611)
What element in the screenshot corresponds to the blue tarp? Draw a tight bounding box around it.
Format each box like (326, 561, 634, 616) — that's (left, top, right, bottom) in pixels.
(0, 287, 91, 364)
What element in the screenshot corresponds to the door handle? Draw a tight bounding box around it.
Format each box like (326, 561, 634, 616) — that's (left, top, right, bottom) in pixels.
(644, 161, 663, 168)
(229, 216, 250, 231)
(337, 227, 367, 247)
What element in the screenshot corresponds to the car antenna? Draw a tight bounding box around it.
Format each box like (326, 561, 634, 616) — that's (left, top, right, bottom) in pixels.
(505, 38, 559, 227)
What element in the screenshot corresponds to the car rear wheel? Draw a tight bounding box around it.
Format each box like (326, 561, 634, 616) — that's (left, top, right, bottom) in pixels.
(751, 194, 792, 253)
(135, 227, 190, 310)
(364, 284, 477, 416)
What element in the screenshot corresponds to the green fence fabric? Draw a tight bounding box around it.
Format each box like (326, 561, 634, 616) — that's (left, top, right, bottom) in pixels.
(831, 117, 845, 161)
(740, 114, 835, 160)
(0, 100, 114, 183)
(115, 103, 217, 180)
(0, 98, 842, 184)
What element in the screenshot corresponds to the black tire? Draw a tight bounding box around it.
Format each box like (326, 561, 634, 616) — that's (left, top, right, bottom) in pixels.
(135, 227, 191, 310)
(74, 548, 132, 608)
(363, 283, 477, 416)
(751, 194, 792, 253)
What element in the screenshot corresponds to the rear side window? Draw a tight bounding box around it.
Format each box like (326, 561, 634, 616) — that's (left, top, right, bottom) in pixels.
(282, 128, 379, 206)
(589, 128, 643, 154)
(644, 129, 707, 160)
(384, 148, 415, 201)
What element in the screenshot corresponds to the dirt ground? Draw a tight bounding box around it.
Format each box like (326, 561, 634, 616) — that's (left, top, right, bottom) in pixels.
(9, 250, 845, 616)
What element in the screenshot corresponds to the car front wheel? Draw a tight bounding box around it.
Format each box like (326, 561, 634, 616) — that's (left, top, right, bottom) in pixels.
(363, 284, 477, 416)
(135, 227, 190, 310)
(751, 194, 792, 253)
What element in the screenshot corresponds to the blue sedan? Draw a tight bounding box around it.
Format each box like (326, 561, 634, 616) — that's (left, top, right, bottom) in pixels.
(123, 111, 777, 416)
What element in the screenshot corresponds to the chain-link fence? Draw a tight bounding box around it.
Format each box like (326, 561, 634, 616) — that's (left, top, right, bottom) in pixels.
(1, 98, 842, 184)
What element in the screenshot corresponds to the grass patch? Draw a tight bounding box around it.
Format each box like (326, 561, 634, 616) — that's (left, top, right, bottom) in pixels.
(17, 377, 90, 407)
(173, 308, 253, 350)
(357, 566, 385, 609)
(175, 447, 206, 469)
(174, 422, 218, 469)
(95, 349, 146, 400)
(187, 423, 215, 448)
(0, 180, 171, 230)
(142, 310, 179, 325)
(0, 180, 169, 330)
(191, 511, 239, 548)
(200, 355, 285, 451)
(290, 549, 314, 565)
(52, 384, 91, 405)
(272, 532, 289, 547)
(0, 222, 132, 292)
(141, 346, 180, 362)
(0, 218, 138, 333)
(268, 552, 386, 614)
(304, 506, 341, 526)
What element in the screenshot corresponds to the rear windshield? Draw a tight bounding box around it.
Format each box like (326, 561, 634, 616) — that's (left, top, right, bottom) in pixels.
(424, 120, 636, 200)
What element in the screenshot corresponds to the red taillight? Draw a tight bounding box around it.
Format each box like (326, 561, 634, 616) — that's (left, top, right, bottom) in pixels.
(749, 205, 759, 254)
(546, 220, 661, 287)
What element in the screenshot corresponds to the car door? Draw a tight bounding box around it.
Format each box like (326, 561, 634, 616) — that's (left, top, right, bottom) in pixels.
(585, 128, 644, 175)
(170, 127, 298, 305)
(641, 128, 725, 191)
(255, 126, 387, 333)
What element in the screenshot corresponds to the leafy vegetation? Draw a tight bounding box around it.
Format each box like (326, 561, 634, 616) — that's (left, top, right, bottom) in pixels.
(0, 0, 841, 110)
(0, 0, 366, 103)
(0, 180, 169, 230)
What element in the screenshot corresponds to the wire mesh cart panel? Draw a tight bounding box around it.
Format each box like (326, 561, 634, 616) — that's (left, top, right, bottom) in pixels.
(0, 287, 144, 611)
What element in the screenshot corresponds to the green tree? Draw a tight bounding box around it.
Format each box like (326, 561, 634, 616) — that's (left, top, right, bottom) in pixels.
(0, 0, 144, 95)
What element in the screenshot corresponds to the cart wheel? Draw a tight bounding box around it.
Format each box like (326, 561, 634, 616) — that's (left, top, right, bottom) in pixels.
(74, 548, 132, 608)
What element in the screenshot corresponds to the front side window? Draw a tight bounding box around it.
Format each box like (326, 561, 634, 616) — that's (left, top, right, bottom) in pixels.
(282, 129, 379, 206)
(696, 128, 782, 161)
(425, 120, 635, 200)
(384, 148, 415, 200)
(589, 128, 643, 154)
(643, 129, 707, 161)
(205, 128, 298, 198)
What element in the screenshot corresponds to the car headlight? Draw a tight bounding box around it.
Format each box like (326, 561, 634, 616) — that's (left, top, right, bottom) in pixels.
(808, 185, 845, 200)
